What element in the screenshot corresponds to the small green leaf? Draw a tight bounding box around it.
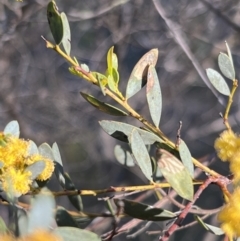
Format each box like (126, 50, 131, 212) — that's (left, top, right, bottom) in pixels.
(206, 68, 230, 96)
(52, 142, 63, 166)
(107, 75, 118, 93)
(129, 129, 153, 181)
(47, 1, 63, 45)
(146, 65, 162, 127)
(4, 120, 20, 137)
(80, 92, 128, 116)
(54, 227, 101, 241)
(0, 217, 7, 234)
(114, 145, 135, 167)
(112, 53, 118, 70)
(56, 207, 79, 228)
(156, 149, 193, 200)
(61, 12, 71, 55)
(92, 72, 107, 96)
(195, 215, 224, 235)
(25, 161, 46, 180)
(64, 173, 83, 212)
(107, 46, 114, 75)
(218, 52, 235, 80)
(38, 143, 54, 160)
(179, 139, 194, 178)
(28, 188, 55, 233)
(99, 120, 163, 144)
(54, 162, 65, 188)
(28, 140, 39, 156)
(114, 199, 176, 221)
(81, 63, 89, 72)
(126, 49, 158, 99)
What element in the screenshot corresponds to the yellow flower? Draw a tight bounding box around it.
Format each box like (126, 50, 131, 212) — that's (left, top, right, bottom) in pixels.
(1, 167, 32, 196)
(18, 229, 62, 241)
(214, 130, 238, 161)
(26, 154, 54, 181)
(0, 136, 29, 168)
(218, 187, 240, 239)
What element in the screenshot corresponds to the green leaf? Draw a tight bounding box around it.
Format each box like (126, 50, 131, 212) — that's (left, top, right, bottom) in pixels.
(25, 161, 46, 180)
(179, 139, 194, 178)
(114, 145, 135, 167)
(218, 52, 235, 80)
(61, 12, 71, 55)
(4, 120, 20, 137)
(64, 173, 83, 212)
(0, 217, 7, 234)
(38, 143, 54, 160)
(17, 208, 28, 236)
(99, 120, 163, 144)
(28, 140, 39, 156)
(114, 199, 176, 221)
(156, 149, 193, 200)
(107, 46, 114, 75)
(27, 188, 55, 233)
(54, 162, 65, 188)
(126, 49, 158, 99)
(129, 129, 153, 181)
(52, 142, 63, 166)
(92, 72, 107, 96)
(146, 65, 162, 127)
(56, 207, 79, 228)
(195, 215, 224, 235)
(80, 92, 128, 116)
(107, 74, 118, 93)
(206, 68, 230, 96)
(81, 63, 89, 72)
(54, 227, 101, 241)
(112, 53, 118, 70)
(47, 1, 63, 45)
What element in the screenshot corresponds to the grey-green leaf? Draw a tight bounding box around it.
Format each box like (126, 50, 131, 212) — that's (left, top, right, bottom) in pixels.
(146, 65, 162, 127)
(206, 68, 230, 96)
(114, 145, 135, 167)
(25, 161, 46, 180)
(218, 52, 235, 80)
(56, 207, 78, 228)
(195, 215, 224, 235)
(61, 12, 71, 55)
(179, 139, 194, 178)
(99, 120, 163, 144)
(38, 143, 54, 160)
(4, 120, 20, 137)
(225, 41, 234, 67)
(114, 199, 176, 221)
(64, 173, 83, 212)
(126, 49, 158, 99)
(28, 140, 39, 156)
(28, 188, 55, 233)
(129, 129, 153, 181)
(156, 149, 193, 200)
(52, 142, 63, 166)
(0, 217, 7, 234)
(80, 92, 128, 116)
(54, 227, 101, 241)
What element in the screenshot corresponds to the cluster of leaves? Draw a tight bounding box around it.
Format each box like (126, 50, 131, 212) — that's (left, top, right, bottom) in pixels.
(1, 0, 239, 241)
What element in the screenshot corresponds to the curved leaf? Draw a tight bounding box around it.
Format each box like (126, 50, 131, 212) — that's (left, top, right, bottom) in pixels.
(80, 92, 128, 116)
(61, 12, 71, 55)
(156, 149, 193, 200)
(114, 199, 176, 221)
(218, 52, 235, 80)
(126, 49, 158, 99)
(47, 1, 63, 45)
(114, 145, 135, 167)
(28, 141, 39, 156)
(4, 120, 20, 137)
(99, 120, 163, 144)
(54, 227, 101, 241)
(179, 139, 194, 178)
(28, 188, 55, 233)
(225, 41, 233, 67)
(129, 129, 153, 181)
(52, 142, 63, 166)
(146, 65, 162, 127)
(56, 207, 78, 228)
(206, 68, 230, 96)
(38, 143, 54, 160)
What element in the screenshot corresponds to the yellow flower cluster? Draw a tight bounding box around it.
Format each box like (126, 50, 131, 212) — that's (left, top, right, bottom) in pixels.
(0, 229, 62, 241)
(218, 187, 240, 239)
(214, 130, 240, 183)
(0, 133, 54, 196)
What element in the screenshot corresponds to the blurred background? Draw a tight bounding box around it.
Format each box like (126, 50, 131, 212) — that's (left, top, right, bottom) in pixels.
(1, 0, 240, 240)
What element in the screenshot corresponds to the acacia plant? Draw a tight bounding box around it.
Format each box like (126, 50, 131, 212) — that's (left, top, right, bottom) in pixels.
(0, 1, 239, 241)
